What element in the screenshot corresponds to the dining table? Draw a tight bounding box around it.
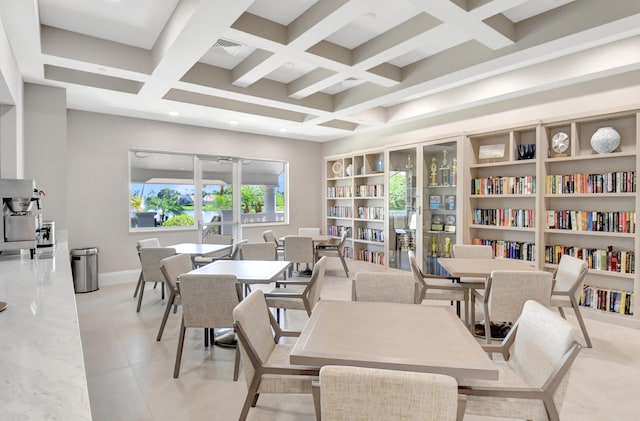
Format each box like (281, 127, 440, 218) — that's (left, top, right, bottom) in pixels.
(437, 257, 540, 330)
(290, 300, 498, 383)
(167, 242, 232, 263)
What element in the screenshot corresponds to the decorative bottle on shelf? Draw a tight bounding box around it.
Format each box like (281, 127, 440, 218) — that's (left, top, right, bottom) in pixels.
(375, 156, 384, 172)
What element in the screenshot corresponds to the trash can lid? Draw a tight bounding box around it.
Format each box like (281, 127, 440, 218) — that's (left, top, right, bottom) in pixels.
(71, 247, 99, 255)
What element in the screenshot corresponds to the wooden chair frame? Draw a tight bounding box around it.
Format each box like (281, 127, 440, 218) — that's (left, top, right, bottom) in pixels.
(552, 263, 592, 348)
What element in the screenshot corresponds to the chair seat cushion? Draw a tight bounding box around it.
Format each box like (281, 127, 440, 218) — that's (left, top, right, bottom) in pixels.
(257, 344, 317, 394)
(461, 361, 549, 420)
(423, 288, 465, 301)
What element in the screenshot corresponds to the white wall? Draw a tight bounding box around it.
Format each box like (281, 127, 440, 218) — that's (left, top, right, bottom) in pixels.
(65, 110, 323, 272)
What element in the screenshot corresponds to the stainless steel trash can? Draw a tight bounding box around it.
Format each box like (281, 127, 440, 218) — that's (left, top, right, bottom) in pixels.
(71, 247, 99, 293)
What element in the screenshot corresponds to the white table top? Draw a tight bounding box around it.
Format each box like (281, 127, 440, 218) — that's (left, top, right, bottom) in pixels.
(188, 259, 291, 284)
(438, 258, 537, 279)
(167, 242, 231, 256)
(290, 300, 498, 383)
(0, 232, 91, 419)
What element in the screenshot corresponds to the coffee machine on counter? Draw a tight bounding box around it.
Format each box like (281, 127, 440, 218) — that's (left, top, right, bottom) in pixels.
(0, 179, 42, 258)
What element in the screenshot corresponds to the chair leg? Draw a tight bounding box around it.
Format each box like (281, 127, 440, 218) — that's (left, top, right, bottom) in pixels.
(133, 271, 143, 298)
(233, 347, 240, 381)
(557, 307, 566, 318)
(238, 379, 261, 421)
(339, 255, 349, 277)
(157, 292, 175, 341)
(570, 299, 593, 348)
(161, 283, 165, 300)
(173, 320, 186, 378)
(204, 328, 209, 347)
(136, 282, 145, 312)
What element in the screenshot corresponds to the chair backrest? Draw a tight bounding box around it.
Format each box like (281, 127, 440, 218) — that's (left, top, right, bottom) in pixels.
(136, 237, 160, 252)
(555, 254, 588, 301)
(284, 235, 315, 264)
(487, 270, 553, 323)
(452, 244, 492, 259)
(230, 239, 249, 260)
(407, 250, 426, 300)
(203, 233, 233, 245)
(262, 230, 279, 246)
(303, 256, 328, 310)
(510, 300, 580, 405)
(178, 273, 240, 328)
(240, 242, 276, 260)
(352, 272, 418, 304)
(319, 365, 459, 421)
(233, 289, 277, 386)
(298, 227, 320, 237)
(337, 229, 349, 251)
(140, 247, 176, 283)
(160, 253, 193, 293)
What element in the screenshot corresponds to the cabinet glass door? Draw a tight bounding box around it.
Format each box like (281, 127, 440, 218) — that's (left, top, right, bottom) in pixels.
(388, 147, 417, 271)
(422, 142, 458, 275)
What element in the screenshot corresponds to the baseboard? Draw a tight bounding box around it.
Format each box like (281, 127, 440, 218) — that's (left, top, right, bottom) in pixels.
(99, 270, 138, 286)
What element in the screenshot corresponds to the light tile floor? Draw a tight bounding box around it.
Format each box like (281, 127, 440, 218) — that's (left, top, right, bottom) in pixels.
(76, 258, 639, 420)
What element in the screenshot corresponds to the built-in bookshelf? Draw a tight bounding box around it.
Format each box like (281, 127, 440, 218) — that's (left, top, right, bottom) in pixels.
(541, 111, 638, 321)
(464, 126, 539, 264)
(325, 151, 386, 266)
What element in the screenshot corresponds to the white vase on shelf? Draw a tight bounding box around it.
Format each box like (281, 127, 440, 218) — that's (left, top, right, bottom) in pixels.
(590, 126, 620, 154)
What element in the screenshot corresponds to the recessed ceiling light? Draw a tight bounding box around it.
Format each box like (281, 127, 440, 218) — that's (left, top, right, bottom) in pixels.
(284, 62, 294, 68)
(279, 128, 288, 132)
(363, 12, 376, 20)
(169, 111, 179, 116)
(97, 66, 107, 72)
(229, 120, 239, 125)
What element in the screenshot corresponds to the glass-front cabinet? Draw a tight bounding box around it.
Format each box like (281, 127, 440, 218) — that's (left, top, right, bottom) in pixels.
(421, 139, 461, 275)
(388, 147, 418, 271)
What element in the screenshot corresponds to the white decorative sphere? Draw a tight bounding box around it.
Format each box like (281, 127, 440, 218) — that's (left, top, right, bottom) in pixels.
(590, 126, 620, 154)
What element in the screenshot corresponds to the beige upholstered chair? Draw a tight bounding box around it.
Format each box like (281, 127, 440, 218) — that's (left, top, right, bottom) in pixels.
(314, 365, 464, 421)
(452, 244, 493, 259)
(156, 253, 193, 341)
(551, 255, 591, 348)
(408, 250, 466, 319)
(264, 256, 328, 321)
(472, 270, 553, 343)
(193, 238, 247, 267)
(315, 230, 349, 277)
(284, 235, 315, 275)
(352, 272, 418, 304)
(298, 227, 321, 237)
(233, 289, 319, 421)
(460, 300, 582, 421)
(134, 238, 161, 298)
(262, 229, 284, 258)
(239, 241, 277, 260)
(173, 273, 242, 380)
(137, 247, 176, 312)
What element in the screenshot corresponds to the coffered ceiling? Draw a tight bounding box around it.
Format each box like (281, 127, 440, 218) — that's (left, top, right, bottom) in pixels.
(1, 0, 640, 142)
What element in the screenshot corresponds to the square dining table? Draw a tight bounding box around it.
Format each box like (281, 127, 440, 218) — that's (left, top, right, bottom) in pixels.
(167, 242, 232, 258)
(188, 259, 291, 286)
(290, 300, 498, 383)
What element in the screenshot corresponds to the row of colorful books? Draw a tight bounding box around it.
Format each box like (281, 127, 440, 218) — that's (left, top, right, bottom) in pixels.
(357, 249, 385, 265)
(544, 245, 635, 274)
(357, 206, 384, 220)
(327, 186, 352, 198)
(470, 175, 536, 195)
(580, 286, 633, 315)
(355, 184, 384, 198)
(471, 238, 536, 261)
(545, 171, 636, 194)
(327, 206, 352, 218)
(545, 210, 636, 233)
(472, 208, 535, 228)
(327, 225, 352, 238)
(355, 227, 385, 242)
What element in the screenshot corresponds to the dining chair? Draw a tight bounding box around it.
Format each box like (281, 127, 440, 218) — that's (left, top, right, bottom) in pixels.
(173, 273, 242, 380)
(472, 270, 553, 343)
(262, 229, 284, 258)
(156, 253, 193, 341)
(134, 238, 160, 298)
(193, 238, 247, 267)
(352, 272, 419, 304)
(233, 289, 320, 421)
(264, 256, 328, 323)
(408, 250, 466, 320)
(550, 254, 592, 348)
(239, 241, 277, 260)
(137, 247, 176, 312)
(314, 365, 464, 421)
(298, 227, 321, 237)
(452, 244, 493, 324)
(315, 230, 349, 277)
(284, 235, 315, 276)
(459, 300, 582, 421)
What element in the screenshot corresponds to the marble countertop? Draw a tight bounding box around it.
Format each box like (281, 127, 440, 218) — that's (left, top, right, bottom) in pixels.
(0, 232, 91, 420)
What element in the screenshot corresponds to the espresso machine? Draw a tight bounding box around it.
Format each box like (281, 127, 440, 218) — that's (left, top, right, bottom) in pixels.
(0, 179, 41, 258)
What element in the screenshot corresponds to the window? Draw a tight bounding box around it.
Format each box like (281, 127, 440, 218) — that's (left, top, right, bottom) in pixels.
(129, 150, 288, 233)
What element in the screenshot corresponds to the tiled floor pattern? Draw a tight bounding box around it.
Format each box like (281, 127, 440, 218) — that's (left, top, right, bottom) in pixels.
(76, 258, 639, 420)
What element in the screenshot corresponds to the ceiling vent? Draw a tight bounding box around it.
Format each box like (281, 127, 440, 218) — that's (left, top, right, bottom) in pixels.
(212, 38, 246, 56)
